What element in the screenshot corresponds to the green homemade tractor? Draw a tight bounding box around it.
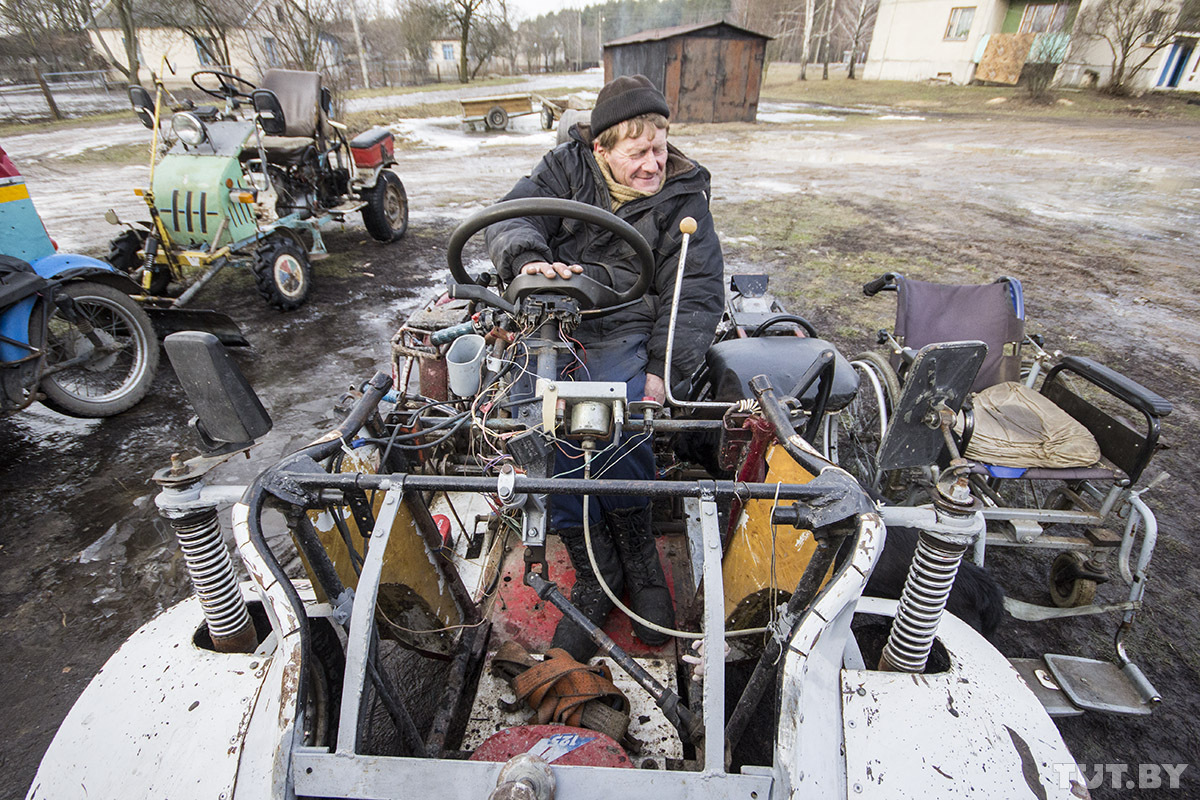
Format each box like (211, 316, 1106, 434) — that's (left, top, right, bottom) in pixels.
(109, 68, 408, 311)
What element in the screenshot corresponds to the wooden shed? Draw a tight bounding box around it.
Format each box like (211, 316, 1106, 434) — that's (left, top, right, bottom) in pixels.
(602, 21, 771, 124)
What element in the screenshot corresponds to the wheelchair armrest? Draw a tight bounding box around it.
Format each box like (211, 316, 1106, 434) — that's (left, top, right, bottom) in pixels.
(1041, 355, 1170, 484)
(1047, 355, 1172, 419)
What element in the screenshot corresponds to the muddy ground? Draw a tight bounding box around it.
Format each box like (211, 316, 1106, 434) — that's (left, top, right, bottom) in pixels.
(2, 78, 1198, 798)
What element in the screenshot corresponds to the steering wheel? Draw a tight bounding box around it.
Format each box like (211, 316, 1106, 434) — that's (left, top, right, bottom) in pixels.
(191, 70, 257, 100)
(446, 198, 654, 316)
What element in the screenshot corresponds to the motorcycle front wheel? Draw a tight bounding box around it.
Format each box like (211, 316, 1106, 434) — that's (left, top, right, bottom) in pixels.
(39, 281, 160, 417)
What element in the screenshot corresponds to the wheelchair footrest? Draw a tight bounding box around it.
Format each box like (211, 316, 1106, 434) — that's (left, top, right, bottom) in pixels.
(1085, 526, 1122, 547)
(1009, 658, 1084, 717)
(1043, 654, 1157, 716)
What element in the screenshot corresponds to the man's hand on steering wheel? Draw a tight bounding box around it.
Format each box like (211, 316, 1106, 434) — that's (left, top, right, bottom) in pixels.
(521, 261, 583, 280)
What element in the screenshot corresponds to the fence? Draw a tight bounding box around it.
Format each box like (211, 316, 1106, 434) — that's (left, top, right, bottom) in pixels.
(0, 69, 129, 123)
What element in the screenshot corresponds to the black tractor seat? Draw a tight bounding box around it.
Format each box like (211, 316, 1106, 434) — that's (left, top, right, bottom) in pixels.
(704, 336, 860, 411)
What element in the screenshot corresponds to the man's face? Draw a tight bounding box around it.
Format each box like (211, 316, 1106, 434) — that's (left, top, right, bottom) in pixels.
(596, 124, 668, 193)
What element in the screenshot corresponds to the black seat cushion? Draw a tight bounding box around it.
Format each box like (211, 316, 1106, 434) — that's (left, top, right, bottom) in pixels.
(704, 337, 859, 411)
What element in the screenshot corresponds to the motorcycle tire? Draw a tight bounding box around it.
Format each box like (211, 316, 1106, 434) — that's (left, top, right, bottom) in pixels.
(361, 170, 408, 243)
(38, 282, 160, 418)
(253, 236, 312, 311)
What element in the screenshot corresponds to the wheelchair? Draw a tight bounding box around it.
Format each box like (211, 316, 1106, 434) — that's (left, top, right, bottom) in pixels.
(836, 271, 1171, 716)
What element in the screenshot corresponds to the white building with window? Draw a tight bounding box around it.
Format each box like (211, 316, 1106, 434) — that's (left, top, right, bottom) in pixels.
(864, 0, 1197, 89)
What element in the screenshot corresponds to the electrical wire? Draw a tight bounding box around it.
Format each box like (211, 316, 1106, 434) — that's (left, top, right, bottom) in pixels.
(579, 449, 771, 640)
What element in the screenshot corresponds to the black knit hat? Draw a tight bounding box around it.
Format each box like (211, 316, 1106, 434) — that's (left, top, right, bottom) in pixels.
(590, 74, 670, 137)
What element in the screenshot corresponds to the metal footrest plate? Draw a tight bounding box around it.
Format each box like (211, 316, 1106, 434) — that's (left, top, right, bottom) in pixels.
(1009, 657, 1084, 717)
(1043, 654, 1155, 715)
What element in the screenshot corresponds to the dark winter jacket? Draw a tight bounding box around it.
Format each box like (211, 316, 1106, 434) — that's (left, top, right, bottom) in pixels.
(485, 125, 724, 387)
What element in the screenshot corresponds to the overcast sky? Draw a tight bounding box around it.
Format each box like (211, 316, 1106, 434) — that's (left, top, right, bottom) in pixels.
(507, 0, 595, 21)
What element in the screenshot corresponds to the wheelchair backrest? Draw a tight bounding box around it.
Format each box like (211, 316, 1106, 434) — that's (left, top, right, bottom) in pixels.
(895, 277, 1024, 392)
(260, 69, 324, 139)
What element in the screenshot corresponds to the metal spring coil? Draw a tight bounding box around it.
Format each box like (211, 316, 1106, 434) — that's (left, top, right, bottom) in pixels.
(881, 532, 967, 673)
(172, 508, 253, 640)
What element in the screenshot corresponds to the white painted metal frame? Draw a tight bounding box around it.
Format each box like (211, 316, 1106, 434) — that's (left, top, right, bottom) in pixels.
(284, 484, 774, 799)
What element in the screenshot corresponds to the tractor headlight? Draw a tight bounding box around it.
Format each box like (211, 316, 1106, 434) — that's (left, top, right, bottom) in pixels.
(172, 112, 208, 146)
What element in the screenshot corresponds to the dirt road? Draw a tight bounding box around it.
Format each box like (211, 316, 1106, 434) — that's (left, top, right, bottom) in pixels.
(2, 85, 1197, 798)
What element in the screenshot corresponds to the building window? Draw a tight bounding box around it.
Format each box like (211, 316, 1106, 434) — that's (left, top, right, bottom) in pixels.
(945, 7, 976, 40)
(442, 43, 454, 60)
(263, 36, 281, 67)
(1019, 2, 1071, 33)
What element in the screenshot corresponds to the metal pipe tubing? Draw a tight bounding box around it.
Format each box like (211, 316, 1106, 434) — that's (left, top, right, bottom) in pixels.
(527, 573, 703, 746)
(294, 472, 835, 502)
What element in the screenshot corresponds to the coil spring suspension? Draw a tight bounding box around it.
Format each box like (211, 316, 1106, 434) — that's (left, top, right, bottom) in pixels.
(880, 531, 967, 673)
(172, 506, 257, 651)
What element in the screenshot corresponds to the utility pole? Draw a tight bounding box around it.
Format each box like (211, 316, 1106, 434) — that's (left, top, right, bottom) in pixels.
(350, 0, 371, 89)
(578, 10, 583, 69)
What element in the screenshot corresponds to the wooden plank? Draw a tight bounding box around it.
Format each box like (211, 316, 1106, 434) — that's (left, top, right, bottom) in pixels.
(714, 39, 751, 123)
(459, 94, 534, 117)
(745, 42, 765, 121)
(678, 37, 721, 123)
(664, 40, 683, 114)
(976, 33, 1036, 84)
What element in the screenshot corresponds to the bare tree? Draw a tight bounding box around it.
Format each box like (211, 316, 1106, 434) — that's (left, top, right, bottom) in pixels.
(396, 0, 449, 72)
(1072, 0, 1198, 93)
(141, 0, 241, 68)
(799, 0, 815, 78)
(446, 0, 490, 81)
(466, 0, 511, 77)
(80, 0, 141, 85)
(843, 0, 877, 78)
(819, 0, 837, 78)
(238, 0, 346, 73)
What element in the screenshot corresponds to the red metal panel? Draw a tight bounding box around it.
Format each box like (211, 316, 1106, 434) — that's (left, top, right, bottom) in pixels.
(489, 536, 678, 657)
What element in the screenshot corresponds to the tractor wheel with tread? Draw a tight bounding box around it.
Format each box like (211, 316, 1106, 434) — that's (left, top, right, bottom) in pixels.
(362, 170, 408, 243)
(253, 237, 312, 311)
(107, 229, 171, 295)
(38, 281, 159, 417)
(540, 105, 554, 130)
(1049, 551, 1098, 608)
(105, 229, 147, 273)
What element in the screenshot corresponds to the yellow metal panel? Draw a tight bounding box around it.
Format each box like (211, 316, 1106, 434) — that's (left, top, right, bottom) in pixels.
(303, 447, 463, 654)
(0, 183, 31, 203)
(722, 443, 818, 627)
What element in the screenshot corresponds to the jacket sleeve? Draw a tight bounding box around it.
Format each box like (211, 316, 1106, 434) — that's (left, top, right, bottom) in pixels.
(645, 190, 724, 388)
(484, 149, 576, 281)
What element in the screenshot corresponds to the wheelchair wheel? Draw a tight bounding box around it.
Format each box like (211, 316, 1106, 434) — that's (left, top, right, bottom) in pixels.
(1048, 551, 1098, 608)
(836, 356, 896, 492)
(852, 350, 901, 406)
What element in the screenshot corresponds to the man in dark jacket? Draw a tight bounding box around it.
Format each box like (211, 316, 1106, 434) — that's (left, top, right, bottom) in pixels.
(485, 75, 725, 660)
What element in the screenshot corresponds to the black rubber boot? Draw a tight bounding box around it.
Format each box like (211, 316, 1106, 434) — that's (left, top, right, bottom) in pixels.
(607, 504, 675, 646)
(550, 519, 625, 663)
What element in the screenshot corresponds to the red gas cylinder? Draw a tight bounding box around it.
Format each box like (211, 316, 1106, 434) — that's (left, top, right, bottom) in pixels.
(469, 724, 632, 768)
